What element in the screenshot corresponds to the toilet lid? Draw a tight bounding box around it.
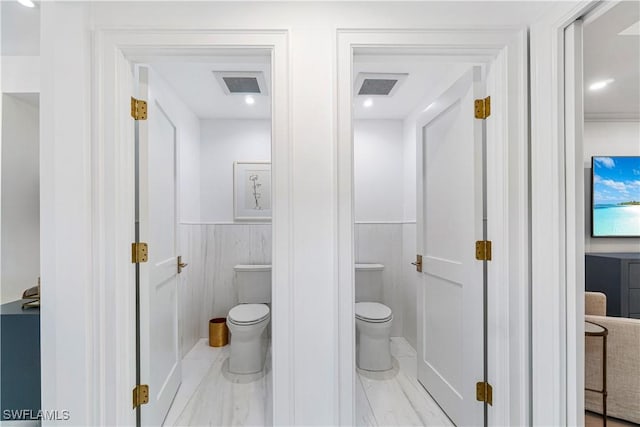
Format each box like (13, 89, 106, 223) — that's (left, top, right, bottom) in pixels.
(228, 304, 270, 325)
(355, 302, 392, 323)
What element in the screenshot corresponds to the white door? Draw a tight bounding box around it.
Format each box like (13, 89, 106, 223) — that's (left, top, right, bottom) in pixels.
(416, 67, 486, 426)
(135, 66, 181, 427)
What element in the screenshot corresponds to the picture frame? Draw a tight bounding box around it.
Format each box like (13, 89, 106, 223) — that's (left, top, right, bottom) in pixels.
(233, 161, 272, 221)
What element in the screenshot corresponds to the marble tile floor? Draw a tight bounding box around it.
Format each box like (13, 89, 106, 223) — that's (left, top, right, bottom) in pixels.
(357, 338, 454, 427)
(165, 337, 450, 427)
(163, 339, 272, 427)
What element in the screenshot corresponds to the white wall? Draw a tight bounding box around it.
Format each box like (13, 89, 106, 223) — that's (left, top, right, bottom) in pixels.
(354, 120, 404, 222)
(39, 2, 560, 425)
(1, 56, 40, 93)
(179, 118, 273, 357)
(584, 121, 640, 252)
(192, 119, 272, 358)
(1, 94, 39, 304)
(199, 119, 271, 222)
(177, 115, 273, 355)
(1, 1, 40, 56)
(400, 114, 419, 348)
(1, 2, 41, 305)
(353, 120, 405, 336)
(401, 108, 419, 349)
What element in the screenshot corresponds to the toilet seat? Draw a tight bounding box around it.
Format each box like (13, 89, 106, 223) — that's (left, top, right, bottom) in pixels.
(228, 304, 270, 325)
(355, 302, 392, 323)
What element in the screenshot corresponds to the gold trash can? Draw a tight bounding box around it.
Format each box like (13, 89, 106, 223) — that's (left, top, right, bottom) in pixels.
(209, 318, 229, 347)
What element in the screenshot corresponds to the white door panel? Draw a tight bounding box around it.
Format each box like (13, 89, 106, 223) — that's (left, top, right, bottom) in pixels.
(149, 104, 176, 264)
(136, 66, 181, 427)
(416, 67, 485, 426)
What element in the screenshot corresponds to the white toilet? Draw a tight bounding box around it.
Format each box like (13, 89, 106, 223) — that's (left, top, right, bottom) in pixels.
(355, 263, 393, 371)
(227, 264, 271, 374)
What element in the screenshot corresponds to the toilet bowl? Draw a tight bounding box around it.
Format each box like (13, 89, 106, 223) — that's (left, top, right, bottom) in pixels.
(227, 303, 270, 374)
(228, 265, 272, 374)
(355, 301, 393, 371)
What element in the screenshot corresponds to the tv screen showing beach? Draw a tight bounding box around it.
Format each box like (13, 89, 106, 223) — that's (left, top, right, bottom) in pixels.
(592, 156, 640, 237)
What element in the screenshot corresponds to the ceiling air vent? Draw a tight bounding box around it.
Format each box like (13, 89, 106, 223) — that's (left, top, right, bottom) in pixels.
(213, 71, 268, 95)
(355, 73, 408, 96)
(223, 77, 261, 93)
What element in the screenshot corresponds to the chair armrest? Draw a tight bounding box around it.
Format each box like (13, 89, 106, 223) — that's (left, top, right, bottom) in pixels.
(585, 292, 607, 316)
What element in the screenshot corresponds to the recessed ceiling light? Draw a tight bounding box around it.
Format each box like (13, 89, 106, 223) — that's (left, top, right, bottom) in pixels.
(589, 79, 615, 91)
(363, 98, 373, 108)
(245, 95, 255, 105)
(17, 0, 35, 7)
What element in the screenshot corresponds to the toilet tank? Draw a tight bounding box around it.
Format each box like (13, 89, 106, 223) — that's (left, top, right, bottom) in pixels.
(355, 263, 384, 303)
(234, 265, 272, 303)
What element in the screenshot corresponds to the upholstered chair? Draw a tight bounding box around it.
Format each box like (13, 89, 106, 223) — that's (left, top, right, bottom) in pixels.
(585, 291, 640, 424)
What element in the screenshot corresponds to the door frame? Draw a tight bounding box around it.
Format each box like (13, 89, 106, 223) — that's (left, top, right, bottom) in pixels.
(93, 30, 292, 426)
(336, 29, 529, 426)
(529, 1, 604, 425)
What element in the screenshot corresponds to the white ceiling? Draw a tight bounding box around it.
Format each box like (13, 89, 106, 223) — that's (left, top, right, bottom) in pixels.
(584, 2, 640, 119)
(4, 93, 39, 108)
(353, 55, 472, 120)
(148, 55, 272, 119)
(1, 1, 40, 56)
(151, 53, 469, 121)
(2, 0, 637, 121)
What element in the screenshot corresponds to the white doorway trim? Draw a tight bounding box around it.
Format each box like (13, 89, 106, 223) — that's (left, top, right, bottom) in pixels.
(93, 30, 292, 426)
(529, 1, 602, 425)
(336, 28, 529, 426)
(564, 19, 585, 427)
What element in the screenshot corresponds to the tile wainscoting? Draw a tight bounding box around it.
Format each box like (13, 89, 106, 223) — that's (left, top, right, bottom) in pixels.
(178, 223, 272, 358)
(178, 221, 417, 357)
(355, 222, 418, 344)
(355, 223, 404, 337)
(401, 222, 418, 349)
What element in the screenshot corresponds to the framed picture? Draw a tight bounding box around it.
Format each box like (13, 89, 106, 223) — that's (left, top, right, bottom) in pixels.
(233, 161, 272, 221)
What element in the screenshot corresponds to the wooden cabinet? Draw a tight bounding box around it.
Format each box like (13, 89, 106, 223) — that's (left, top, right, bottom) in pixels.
(585, 253, 640, 318)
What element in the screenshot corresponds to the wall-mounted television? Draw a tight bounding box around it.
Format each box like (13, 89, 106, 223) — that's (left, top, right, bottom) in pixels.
(592, 156, 640, 237)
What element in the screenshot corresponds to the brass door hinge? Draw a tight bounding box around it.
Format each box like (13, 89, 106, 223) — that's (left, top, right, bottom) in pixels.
(131, 242, 148, 263)
(475, 240, 492, 261)
(411, 254, 423, 272)
(474, 96, 491, 119)
(131, 97, 148, 120)
(476, 381, 493, 406)
(132, 384, 149, 408)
